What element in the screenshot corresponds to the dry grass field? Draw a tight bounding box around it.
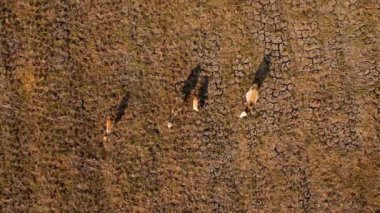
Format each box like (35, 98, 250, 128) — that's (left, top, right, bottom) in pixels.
(0, 0, 379, 211)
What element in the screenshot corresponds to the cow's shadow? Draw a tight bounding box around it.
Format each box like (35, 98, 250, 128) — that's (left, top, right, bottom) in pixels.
(182, 65, 202, 101)
(198, 76, 209, 108)
(114, 93, 130, 125)
(253, 54, 271, 88)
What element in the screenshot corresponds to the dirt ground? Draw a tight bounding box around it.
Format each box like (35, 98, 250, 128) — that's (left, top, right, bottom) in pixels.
(0, 0, 379, 212)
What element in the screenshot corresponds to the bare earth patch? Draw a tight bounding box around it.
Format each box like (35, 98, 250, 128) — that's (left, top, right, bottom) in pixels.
(0, 0, 379, 212)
